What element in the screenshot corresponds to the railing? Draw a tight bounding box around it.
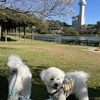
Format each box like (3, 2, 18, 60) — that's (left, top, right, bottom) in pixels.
(34, 37, 56, 42)
(61, 39, 99, 46)
(34, 36, 100, 47)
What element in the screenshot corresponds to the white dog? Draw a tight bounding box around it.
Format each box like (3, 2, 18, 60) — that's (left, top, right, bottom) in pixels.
(6, 54, 32, 100)
(40, 67, 89, 100)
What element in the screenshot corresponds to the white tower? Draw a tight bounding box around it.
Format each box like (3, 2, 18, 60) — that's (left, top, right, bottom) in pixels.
(79, 0, 86, 26)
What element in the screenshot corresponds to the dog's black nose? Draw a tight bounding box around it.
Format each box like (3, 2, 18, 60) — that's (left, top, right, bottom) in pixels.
(54, 83, 58, 87)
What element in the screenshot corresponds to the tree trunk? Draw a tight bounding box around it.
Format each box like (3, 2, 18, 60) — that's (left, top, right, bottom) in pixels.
(0, 25, 1, 41)
(31, 30, 34, 42)
(18, 24, 20, 39)
(24, 24, 26, 41)
(5, 29, 7, 42)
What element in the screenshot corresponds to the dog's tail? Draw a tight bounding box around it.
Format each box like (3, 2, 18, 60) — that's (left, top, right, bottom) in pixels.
(66, 71, 89, 82)
(78, 71, 90, 82)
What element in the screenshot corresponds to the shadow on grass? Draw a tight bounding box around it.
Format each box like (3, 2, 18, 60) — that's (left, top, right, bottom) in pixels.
(0, 65, 100, 100)
(0, 75, 8, 100)
(1, 37, 17, 42)
(30, 66, 48, 100)
(88, 86, 100, 100)
(31, 66, 47, 83)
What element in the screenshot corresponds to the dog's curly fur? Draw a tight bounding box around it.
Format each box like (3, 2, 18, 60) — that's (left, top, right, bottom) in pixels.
(40, 67, 89, 100)
(6, 54, 32, 100)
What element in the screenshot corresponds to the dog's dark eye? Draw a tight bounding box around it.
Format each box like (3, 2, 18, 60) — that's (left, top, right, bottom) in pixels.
(57, 78, 59, 80)
(51, 78, 54, 81)
(12, 69, 17, 74)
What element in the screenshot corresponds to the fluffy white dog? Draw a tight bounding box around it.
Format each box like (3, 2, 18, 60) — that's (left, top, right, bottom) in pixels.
(40, 67, 89, 100)
(6, 54, 32, 100)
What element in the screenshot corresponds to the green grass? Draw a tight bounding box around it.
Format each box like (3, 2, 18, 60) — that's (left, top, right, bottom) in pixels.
(0, 36, 100, 100)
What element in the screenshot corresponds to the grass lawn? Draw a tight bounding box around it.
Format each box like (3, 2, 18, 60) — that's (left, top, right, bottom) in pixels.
(0, 36, 100, 100)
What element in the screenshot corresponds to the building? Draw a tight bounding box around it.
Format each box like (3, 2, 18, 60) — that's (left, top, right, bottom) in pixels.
(72, 0, 86, 28)
(49, 27, 61, 34)
(72, 15, 79, 28)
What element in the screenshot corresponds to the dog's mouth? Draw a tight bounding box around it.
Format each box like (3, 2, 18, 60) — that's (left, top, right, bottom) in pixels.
(53, 86, 58, 90)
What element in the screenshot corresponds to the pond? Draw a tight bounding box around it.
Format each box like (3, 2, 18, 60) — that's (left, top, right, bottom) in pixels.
(34, 35, 100, 42)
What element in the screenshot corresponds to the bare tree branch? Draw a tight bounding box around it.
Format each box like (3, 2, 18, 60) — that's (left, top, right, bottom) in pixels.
(0, 0, 77, 21)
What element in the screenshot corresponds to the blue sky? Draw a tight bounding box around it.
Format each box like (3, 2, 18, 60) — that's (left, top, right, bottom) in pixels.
(67, 0, 100, 25)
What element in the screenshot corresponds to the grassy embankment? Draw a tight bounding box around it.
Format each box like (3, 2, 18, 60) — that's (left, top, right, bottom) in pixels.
(0, 36, 100, 100)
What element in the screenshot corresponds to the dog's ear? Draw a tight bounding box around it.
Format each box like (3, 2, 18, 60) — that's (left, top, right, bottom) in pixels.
(40, 69, 46, 82)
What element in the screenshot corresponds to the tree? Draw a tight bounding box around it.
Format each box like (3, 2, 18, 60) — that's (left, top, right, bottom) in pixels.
(62, 27, 70, 35)
(73, 30, 79, 35)
(0, 0, 76, 21)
